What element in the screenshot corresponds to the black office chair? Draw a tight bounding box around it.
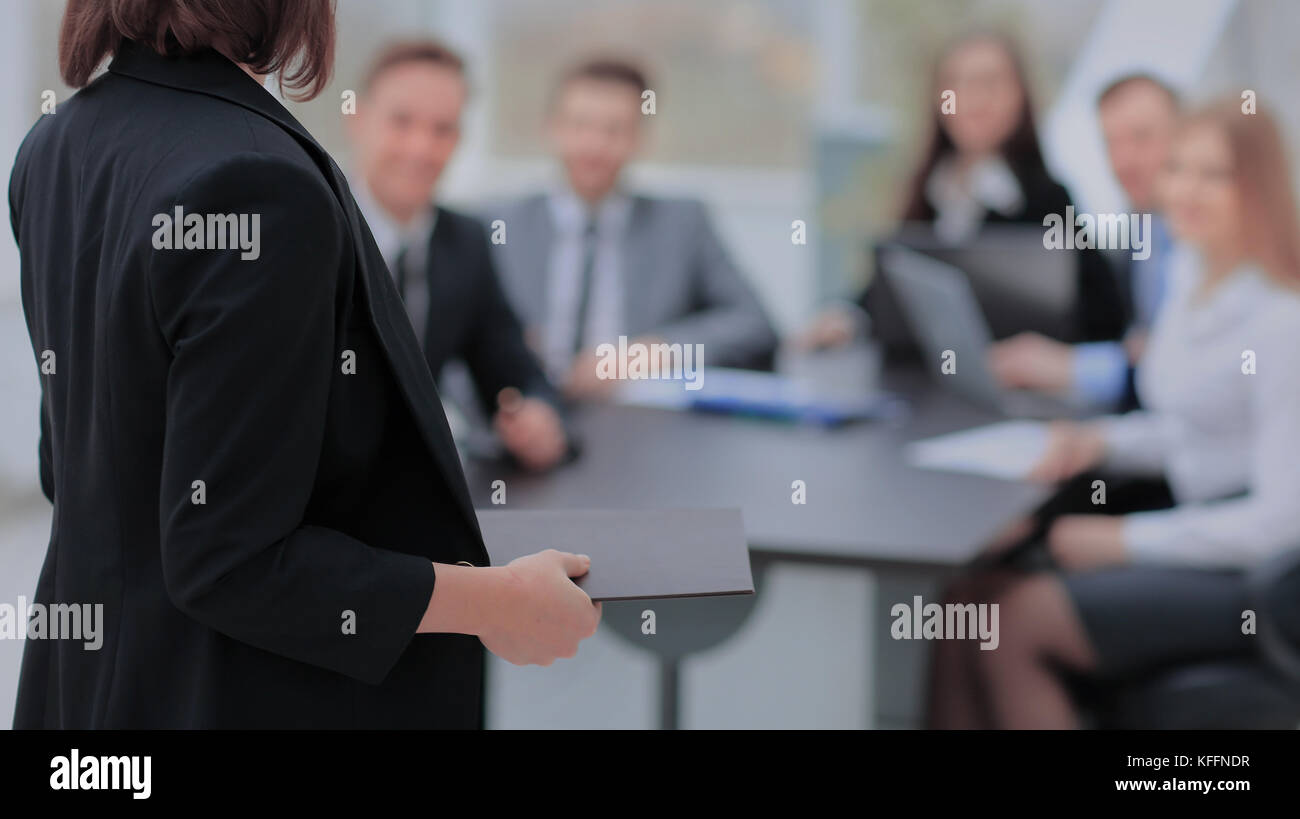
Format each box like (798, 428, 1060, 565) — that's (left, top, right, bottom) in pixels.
(1094, 547, 1300, 729)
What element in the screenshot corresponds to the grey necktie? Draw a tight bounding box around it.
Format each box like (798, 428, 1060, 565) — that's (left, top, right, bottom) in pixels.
(572, 218, 599, 354)
(392, 243, 425, 347)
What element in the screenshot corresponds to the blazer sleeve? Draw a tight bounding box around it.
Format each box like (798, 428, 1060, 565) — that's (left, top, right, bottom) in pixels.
(650, 202, 779, 370)
(1036, 182, 1128, 342)
(147, 154, 437, 685)
(9, 140, 50, 504)
(459, 219, 564, 415)
(38, 390, 53, 504)
(1075, 244, 1128, 341)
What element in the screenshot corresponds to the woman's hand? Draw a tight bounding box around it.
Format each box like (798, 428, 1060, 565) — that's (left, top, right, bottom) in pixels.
(493, 389, 568, 472)
(1028, 421, 1107, 483)
(1047, 516, 1127, 570)
(793, 305, 861, 351)
(987, 332, 1074, 395)
(478, 550, 602, 666)
(563, 348, 621, 401)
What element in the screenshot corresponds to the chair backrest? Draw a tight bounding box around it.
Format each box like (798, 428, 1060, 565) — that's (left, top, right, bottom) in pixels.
(1100, 660, 1300, 729)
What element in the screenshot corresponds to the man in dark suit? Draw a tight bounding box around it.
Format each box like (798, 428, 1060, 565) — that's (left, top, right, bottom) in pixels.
(11, 5, 598, 729)
(487, 58, 779, 401)
(988, 74, 1181, 411)
(347, 40, 569, 471)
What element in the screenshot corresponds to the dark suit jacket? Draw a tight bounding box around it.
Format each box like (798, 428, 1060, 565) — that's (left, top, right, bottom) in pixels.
(418, 206, 561, 415)
(488, 193, 779, 371)
(990, 173, 1127, 343)
(1102, 248, 1144, 411)
(10, 40, 488, 728)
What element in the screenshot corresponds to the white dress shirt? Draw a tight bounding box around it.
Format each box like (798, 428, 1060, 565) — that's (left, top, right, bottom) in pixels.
(1096, 245, 1300, 567)
(924, 156, 1025, 244)
(350, 174, 437, 343)
(541, 184, 633, 381)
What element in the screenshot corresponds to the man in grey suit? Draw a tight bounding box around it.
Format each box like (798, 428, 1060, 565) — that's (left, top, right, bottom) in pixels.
(487, 58, 778, 400)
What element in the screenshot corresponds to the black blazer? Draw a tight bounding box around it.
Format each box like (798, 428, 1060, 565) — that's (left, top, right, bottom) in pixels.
(418, 207, 562, 415)
(10, 41, 488, 728)
(988, 172, 1127, 343)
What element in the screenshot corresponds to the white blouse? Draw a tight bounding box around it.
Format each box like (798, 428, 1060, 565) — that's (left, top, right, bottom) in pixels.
(1096, 245, 1300, 567)
(924, 156, 1025, 244)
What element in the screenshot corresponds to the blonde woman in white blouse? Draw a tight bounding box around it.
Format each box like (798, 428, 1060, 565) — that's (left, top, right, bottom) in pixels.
(927, 101, 1300, 729)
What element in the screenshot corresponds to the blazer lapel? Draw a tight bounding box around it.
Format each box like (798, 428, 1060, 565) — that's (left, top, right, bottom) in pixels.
(521, 196, 555, 328)
(332, 176, 486, 550)
(422, 210, 449, 354)
(620, 197, 657, 337)
(108, 42, 486, 552)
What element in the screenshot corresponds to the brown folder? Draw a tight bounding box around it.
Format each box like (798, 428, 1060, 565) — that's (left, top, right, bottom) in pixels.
(476, 508, 754, 602)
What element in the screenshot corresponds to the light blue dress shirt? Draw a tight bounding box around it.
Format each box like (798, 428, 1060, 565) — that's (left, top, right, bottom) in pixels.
(1071, 215, 1172, 406)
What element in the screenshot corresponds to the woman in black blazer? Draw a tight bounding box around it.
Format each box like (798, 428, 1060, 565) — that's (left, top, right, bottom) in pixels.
(802, 31, 1124, 350)
(893, 32, 1123, 343)
(11, 0, 599, 729)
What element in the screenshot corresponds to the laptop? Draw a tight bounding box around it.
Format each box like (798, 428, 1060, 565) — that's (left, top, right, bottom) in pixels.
(866, 224, 1080, 357)
(879, 244, 1083, 419)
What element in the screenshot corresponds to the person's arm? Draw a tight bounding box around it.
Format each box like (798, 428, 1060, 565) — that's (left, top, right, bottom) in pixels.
(10, 139, 50, 504)
(416, 553, 598, 667)
(1119, 319, 1300, 567)
(649, 202, 779, 370)
(38, 390, 53, 504)
(1034, 181, 1128, 343)
(1070, 341, 1131, 407)
(461, 220, 564, 415)
(150, 155, 598, 677)
(792, 297, 871, 351)
(1091, 410, 1169, 476)
(1075, 246, 1129, 342)
(457, 223, 573, 469)
(149, 154, 448, 685)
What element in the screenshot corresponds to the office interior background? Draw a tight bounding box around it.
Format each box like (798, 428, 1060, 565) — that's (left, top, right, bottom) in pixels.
(2, 0, 1298, 728)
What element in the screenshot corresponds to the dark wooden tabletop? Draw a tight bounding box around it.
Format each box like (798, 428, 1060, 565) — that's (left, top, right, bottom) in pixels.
(465, 366, 1050, 571)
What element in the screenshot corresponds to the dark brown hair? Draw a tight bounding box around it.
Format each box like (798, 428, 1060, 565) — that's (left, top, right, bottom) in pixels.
(900, 31, 1047, 221)
(1097, 72, 1180, 110)
(550, 56, 650, 110)
(361, 39, 466, 94)
(59, 0, 336, 101)
(1180, 101, 1300, 287)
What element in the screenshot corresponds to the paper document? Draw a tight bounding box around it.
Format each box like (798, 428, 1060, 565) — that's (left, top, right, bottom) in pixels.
(906, 420, 1050, 481)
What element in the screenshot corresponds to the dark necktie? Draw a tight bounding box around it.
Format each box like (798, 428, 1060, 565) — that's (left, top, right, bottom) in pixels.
(392, 242, 428, 348)
(572, 218, 599, 354)
(393, 243, 411, 300)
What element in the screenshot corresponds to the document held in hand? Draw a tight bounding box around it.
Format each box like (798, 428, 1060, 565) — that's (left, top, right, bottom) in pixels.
(476, 508, 754, 602)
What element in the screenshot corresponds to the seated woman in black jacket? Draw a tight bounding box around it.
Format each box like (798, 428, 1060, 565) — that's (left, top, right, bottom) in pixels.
(802, 31, 1124, 350)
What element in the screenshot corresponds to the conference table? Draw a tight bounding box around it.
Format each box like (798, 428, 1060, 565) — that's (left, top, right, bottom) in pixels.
(463, 356, 1052, 727)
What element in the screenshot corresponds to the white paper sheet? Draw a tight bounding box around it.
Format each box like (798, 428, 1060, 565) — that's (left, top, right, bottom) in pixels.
(906, 420, 1050, 481)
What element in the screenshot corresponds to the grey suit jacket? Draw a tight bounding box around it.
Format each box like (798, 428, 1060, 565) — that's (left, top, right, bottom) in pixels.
(484, 193, 778, 370)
